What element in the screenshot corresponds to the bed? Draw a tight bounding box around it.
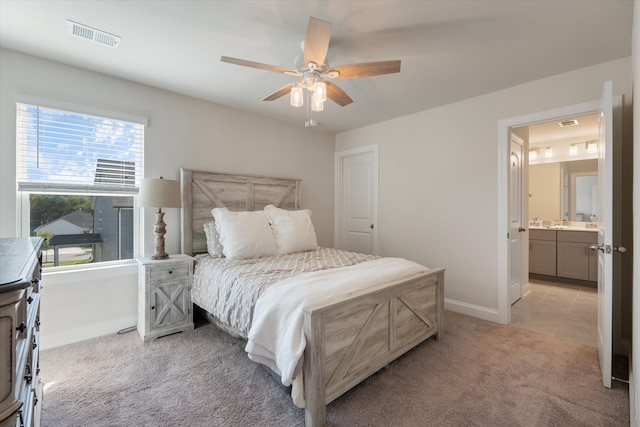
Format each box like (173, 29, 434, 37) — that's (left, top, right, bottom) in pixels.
(180, 169, 445, 427)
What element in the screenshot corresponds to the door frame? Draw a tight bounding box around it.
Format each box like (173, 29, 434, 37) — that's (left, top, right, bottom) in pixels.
(334, 144, 379, 254)
(497, 100, 601, 324)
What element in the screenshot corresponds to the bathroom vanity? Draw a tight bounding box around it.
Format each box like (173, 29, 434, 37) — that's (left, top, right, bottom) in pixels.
(529, 227, 597, 284)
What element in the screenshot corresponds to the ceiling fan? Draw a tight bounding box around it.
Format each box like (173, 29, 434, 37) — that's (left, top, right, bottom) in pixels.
(221, 16, 401, 121)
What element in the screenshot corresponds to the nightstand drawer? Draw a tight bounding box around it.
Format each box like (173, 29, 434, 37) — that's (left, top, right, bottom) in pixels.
(149, 263, 189, 282)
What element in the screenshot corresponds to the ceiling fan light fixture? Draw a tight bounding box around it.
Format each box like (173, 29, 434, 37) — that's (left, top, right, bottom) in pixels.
(313, 81, 327, 102)
(311, 97, 324, 112)
(290, 84, 304, 107)
(220, 16, 400, 127)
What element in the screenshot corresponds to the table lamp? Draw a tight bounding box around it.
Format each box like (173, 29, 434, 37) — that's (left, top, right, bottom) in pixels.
(138, 176, 181, 260)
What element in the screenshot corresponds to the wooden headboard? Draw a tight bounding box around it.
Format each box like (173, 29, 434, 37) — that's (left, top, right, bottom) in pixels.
(180, 169, 302, 255)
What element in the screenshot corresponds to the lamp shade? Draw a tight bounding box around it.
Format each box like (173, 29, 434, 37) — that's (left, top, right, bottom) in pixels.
(138, 177, 181, 208)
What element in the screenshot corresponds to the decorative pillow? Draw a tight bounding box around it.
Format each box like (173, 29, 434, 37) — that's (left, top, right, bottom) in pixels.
(203, 221, 224, 257)
(264, 204, 318, 254)
(211, 208, 277, 260)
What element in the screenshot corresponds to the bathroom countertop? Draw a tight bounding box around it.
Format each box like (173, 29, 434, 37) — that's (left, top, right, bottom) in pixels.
(529, 225, 597, 232)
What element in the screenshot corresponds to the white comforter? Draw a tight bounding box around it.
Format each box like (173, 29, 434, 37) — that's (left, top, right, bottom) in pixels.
(244, 257, 428, 407)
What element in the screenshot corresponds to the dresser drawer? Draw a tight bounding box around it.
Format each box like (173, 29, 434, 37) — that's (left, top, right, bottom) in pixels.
(149, 263, 189, 282)
(12, 384, 38, 427)
(0, 237, 42, 427)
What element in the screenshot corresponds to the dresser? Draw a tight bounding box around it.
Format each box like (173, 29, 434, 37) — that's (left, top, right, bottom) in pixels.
(0, 238, 43, 427)
(137, 255, 194, 342)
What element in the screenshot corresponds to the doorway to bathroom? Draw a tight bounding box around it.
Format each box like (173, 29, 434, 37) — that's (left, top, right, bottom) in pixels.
(510, 112, 600, 347)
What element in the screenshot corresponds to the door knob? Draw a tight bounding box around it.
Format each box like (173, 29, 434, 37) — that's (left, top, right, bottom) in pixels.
(518, 227, 527, 232)
(590, 244, 617, 254)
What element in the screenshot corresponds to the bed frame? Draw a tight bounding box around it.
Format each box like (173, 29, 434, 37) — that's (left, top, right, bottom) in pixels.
(180, 169, 445, 427)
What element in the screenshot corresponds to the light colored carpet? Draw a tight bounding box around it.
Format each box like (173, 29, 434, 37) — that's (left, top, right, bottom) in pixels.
(39, 311, 629, 426)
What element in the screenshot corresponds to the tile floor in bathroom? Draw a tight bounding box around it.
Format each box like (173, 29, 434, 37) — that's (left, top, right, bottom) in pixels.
(511, 278, 597, 347)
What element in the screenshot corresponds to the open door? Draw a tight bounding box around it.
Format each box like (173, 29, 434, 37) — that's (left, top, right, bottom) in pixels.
(509, 134, 525, 305)
(595, 81, 613, 388)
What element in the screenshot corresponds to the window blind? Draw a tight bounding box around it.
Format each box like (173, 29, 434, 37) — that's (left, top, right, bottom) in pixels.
(16, 102, 145, 194)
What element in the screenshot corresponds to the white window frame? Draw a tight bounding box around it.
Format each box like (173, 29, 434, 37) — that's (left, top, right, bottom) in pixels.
(16, 96, 147, 270)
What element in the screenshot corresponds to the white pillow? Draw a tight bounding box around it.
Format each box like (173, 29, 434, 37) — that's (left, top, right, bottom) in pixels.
(264, 204, 318, 254)
(203, 221, 224, 257)
(211, 208, 277, 260)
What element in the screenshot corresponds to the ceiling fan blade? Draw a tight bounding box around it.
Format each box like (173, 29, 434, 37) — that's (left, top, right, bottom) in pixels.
(304, 17, 331, 67)
(262, 84, 294, 101)
(326, 82, 353, 107)
(220, 56, 296, 74)
(329, 60, 401, 79)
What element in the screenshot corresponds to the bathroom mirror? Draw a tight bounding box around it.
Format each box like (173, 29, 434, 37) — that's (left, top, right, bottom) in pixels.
(572, 172, 598, 221)
(529, 159, 597, 222)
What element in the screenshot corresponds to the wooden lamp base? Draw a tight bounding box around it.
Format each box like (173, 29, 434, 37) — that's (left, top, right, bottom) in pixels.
(151, 209, 169, 260)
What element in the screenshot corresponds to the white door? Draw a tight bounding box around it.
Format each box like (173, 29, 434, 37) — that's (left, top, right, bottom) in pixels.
(509, 134, 525, 305)
(595, 81, 613, 388)
(335, 147, 378, 255)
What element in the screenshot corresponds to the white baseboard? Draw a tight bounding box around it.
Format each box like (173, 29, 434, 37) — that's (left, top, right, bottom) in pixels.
(444, 298, 499, 323)
(40, 315, 138, 350)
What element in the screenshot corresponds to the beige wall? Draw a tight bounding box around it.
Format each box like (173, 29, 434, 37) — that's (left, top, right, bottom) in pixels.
(529, 163, 561, 222)
(336, 57, 632, 319)
(0, 48, 336, 348)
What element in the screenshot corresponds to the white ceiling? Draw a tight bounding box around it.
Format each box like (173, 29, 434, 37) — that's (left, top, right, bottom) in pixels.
(527, 113, 601, 148)
(0, 0, 633, 134)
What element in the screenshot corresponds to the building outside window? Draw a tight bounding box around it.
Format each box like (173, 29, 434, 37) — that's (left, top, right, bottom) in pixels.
(16, 99, 145, 268)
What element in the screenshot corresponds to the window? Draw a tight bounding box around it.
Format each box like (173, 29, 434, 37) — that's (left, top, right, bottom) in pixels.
(16, 99, 145, 268)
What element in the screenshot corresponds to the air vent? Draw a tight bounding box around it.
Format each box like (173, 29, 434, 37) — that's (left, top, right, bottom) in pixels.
(67, 20, 120, 48)
(558, 119, 579, 127)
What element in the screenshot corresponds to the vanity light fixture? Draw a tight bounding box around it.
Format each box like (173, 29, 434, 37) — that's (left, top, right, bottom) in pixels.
(544, 147, 553, 158)
(529, 149, 538, 160)
(587, 141, 597, 154)
(569, 144, 578, 156)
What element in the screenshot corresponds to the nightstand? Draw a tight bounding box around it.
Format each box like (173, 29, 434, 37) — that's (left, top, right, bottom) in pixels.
(137, 254, 194, 342)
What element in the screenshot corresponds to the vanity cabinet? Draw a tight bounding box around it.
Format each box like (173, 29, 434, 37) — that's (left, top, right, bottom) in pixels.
(529, 229, 557, 276)
(529, 229, 597, 283)
(0, 237, 43, 427)
(556, 231, 598, 281)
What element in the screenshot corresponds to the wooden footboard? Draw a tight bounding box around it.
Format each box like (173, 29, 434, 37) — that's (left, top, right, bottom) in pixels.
(302, 268, 445, 427)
